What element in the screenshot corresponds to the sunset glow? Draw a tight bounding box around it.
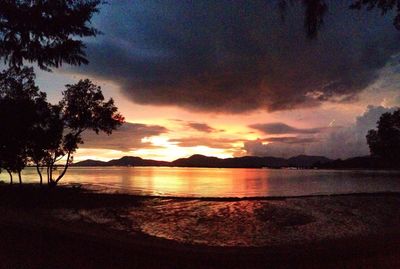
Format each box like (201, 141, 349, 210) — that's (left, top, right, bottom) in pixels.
(34, 64, 400, 163)
(2, 1, 400, 268)
(28, 1, 400, 163)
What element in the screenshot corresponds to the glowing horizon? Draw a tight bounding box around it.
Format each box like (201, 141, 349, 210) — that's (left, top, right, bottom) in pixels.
(33, 1, 400, 163)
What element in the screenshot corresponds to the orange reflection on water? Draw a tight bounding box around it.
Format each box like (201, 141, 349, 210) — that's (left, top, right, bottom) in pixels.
(126, 167, 271, 197)
(20, 167, 400, 197)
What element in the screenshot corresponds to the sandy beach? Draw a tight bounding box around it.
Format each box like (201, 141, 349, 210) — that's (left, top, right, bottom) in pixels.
(0, 184, 399, 269)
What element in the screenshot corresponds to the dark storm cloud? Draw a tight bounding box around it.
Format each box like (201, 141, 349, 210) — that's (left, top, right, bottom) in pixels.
(187, 122, 217, 133)
(82, 122, 168, 151)
(78, 0, 400, 113)
(249, 122, 322, 134)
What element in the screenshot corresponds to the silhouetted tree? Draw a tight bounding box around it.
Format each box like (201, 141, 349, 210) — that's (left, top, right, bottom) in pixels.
(0, 76, 123, 185)
(28, 104, 64, 185)
(0, 1, 125, 186)
(350, 0, 400, 30)
(0, 0, 101, 70)
(279, 0, 400, 39)
(367, 109, 400, 165)
(303, 0, 328, 39)
(0, 67, 46, 183)
(45, 79, 124, 186)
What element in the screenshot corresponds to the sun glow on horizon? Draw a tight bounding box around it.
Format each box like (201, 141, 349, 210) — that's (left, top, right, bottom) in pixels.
(75, 146, 234, 162)
(75, 133, 239, 162)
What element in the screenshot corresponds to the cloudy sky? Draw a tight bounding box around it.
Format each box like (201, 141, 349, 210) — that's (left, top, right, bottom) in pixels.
(35, 0, 400, 161)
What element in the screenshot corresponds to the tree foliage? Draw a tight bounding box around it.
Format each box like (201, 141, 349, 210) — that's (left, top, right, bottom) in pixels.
(0, 0, 101, 70)
(350, 0, 400, 30)
(45, 79, 124, 186)
(0, 72, 124, 185)
(0, 67, 47, 183)
(366, 109, 400, 164)
(29, 104, 64, 184)
(0, 0, 124, 186)
(279, 0, 400, 39)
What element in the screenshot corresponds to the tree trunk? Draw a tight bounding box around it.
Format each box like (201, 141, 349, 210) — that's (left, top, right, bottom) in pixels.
(48, 180, 57, 188)
(17, 170, 22, 184)
(49, 162, 54, 184)
(7, 170, 13, 184)
(55, 151, 71, 184)
(51, 129, 83, 186)
(36, 164, 43, 185)
(47, 165, 50, 184)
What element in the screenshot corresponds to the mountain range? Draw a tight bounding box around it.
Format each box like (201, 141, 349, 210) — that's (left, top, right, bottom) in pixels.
(73, 154, 332, 168)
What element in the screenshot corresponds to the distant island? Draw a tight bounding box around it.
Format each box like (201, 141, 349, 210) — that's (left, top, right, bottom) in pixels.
(74, 154, 400, 170)
(74, 154, 329, 169)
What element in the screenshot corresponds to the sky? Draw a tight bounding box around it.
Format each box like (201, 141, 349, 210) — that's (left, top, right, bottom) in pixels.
(35, 0, 400, 162)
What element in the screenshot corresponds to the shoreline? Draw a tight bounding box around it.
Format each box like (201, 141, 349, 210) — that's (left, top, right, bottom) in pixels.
(71, 164, 400, 171)
(85, 190, 400, 201)
(3, 181, 400, 201)
(0, 185, 400, 268)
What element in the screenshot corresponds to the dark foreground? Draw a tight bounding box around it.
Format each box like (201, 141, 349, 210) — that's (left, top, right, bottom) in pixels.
(0, 185, 399, 269)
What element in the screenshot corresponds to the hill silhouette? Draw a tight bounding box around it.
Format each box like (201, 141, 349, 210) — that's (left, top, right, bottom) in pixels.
(314, 156, 399, 170)
(74, 154, 331, 168)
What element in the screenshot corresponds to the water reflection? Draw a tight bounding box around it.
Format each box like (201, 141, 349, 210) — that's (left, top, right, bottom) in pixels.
(15, 167, 400, 198)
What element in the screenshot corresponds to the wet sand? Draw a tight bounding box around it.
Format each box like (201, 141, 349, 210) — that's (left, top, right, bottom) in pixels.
(0, 184, 399, 268)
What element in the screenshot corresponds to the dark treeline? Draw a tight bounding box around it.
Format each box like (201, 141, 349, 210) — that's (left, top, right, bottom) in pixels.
(0, 0, 102, 70)
(367, 109, 400, 166)
(315, 108, 400, 169)
(0, 68, 123, 185)
(0, 0, 124, 186)
(279, 0, 400, 39)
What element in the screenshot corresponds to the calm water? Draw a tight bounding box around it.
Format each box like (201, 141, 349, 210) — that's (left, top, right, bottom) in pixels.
(9, 167, 400, 198)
